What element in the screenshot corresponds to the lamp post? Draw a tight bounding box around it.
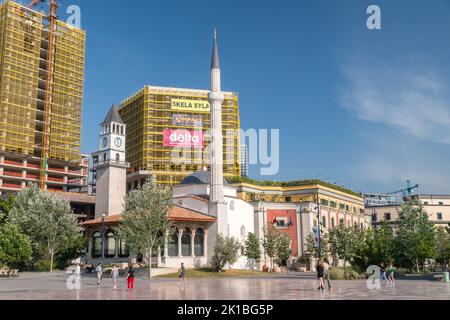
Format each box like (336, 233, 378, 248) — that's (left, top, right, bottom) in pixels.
(316, 195, 322, 263)
(101, 213, 106, 266)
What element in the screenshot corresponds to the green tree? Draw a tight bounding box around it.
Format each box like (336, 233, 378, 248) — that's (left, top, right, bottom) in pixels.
(0, 223, 32, 269)
(276, 233, 292, 273)
(55, 236, 86, 270)
(244, 232, 260, 271)
(10, 186, 83, 272)
(262, 224, 279, 272)
(328, 224, 359, 279)
(435, 226, 450, 270)
(0, 194, 15, 225)
(306, 232, 329, 261)
(211, 234, 240, 272)
(393, 200, 436, 272)
(117, 180, 174, 279)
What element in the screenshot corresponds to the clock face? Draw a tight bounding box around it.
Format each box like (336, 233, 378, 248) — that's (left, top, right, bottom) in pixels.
(102, 137, 108, 148)
(114, 137, 123, 148)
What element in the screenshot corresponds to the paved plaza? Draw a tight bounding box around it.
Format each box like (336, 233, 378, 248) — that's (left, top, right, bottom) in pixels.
(1, 272, 450, 300)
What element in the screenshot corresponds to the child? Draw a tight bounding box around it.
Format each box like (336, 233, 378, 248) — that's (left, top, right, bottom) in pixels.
(178, 262, 186, 286)
(387, 263, 396, 286)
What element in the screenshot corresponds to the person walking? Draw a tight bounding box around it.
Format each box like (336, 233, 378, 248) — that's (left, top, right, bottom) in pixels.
(317, 261, 325, 291)
(95, 263, 103, 285)
(111, 265, 119, 290)
(178, 262, 186, 286)
(387, 263, 396, 286)
(379, 262, 389, 285)
(126, 266, 135, 291)
(322, 258, 332, 291)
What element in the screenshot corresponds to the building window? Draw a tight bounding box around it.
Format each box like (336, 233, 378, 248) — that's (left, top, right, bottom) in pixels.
(322, 216, 327, 228)
(119, 238, 130, 258)
(182, 227, 192, 257)
(194, 228, 205, 257)
(437, 213, 443, 220)
(240, 225, 246, 237)
(276, 219, 287, 228)
(439, 202, 444, 206)
(331, 218, 335, 228)
(346, 205, 349, 211)
(339, 204, 345, 210)
(105, 230, 116, 258)
(91, 232, 102, 258)
(330, 201, 337, 208)
(384, 213, 392, 221)
(285, 197, 292, 202)
(320, 199, 329, 206)
(424, 202, 429, 205)
(115, 153, 120, 162)
(371, 214, 377, 223)
(168, 228, 179, 257)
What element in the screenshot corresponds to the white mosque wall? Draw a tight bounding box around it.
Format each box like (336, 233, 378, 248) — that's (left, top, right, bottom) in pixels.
(225, 198, 255, 270)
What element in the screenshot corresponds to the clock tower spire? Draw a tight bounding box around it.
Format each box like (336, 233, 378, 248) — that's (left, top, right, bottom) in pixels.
(93, 104, 129, 218)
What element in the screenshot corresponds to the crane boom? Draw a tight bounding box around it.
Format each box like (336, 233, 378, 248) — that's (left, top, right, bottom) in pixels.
(27, 0, 59, 190)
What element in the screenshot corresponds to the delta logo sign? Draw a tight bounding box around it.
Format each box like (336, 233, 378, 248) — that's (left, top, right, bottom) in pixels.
(163, 129, 204, 149)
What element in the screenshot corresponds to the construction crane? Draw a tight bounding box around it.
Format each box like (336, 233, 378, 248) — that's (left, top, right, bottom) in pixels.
(387, 180, 419, 197)
(27, 0, 59, 190)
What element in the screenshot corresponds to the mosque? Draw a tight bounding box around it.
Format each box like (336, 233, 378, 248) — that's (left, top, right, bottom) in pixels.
(82, 32, 256, 270)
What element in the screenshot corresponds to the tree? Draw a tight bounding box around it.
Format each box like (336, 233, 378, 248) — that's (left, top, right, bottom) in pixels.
(244, 232, 260, 271)
(306, 232, 329, 261)
(9, 186, 83, 272)
(262, 224, 279, 272)
(435, 227, 450, 270)
(394, 200, 436, 272)
(55, 236, 86, 270)
(117, 180, 174, 279)
(211, 234, 240, 272)
(0, 223, 32, 268)
(0, 194, 15, 225)
(328, 224, 359, 279)
(276, 233, 292, 273)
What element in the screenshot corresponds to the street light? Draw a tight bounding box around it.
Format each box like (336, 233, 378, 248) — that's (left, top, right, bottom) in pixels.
(101, 213, 106, 266)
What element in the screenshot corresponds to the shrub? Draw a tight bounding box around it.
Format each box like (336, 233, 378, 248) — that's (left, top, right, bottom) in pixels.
(328, 266, 362, 280)
(34, 260, 52, 272)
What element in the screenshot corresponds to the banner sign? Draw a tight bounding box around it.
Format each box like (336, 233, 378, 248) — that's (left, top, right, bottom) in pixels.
(172, 114, 205, 127)
(171, 98, 210, 113)
(163, 129, 204, 149)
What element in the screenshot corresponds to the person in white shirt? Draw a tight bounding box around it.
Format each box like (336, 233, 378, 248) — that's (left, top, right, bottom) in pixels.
(95, 263, 103, 285)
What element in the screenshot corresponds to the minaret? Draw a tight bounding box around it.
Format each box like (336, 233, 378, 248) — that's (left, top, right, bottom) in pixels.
(208, 30, 228, 236)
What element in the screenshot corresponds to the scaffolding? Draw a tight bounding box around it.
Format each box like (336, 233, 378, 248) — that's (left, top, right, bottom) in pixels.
(119, 85, 241, 185)
(0, 1, 85, 162)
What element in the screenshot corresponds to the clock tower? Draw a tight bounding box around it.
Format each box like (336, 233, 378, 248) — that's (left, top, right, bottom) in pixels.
(93, 104, 129, 218)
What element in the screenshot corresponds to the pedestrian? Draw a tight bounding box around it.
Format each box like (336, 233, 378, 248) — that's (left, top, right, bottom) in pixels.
(178, 262, 186, 286)
(317, 261, 325, 291)
(387, 263, 396, 286)
(379, 262, 389, 285)
(322, 258, 332, 291)
(111, 265, 119, 289)
(126, 266, 135, 291)
(95, 263, 103, 285)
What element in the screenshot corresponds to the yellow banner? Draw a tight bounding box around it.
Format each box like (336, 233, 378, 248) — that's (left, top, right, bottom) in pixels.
(171, 98, 210, 113)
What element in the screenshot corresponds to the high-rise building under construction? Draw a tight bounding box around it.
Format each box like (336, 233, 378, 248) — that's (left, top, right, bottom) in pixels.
(118, 85, 241, 186)
(0, 1, 88, 194)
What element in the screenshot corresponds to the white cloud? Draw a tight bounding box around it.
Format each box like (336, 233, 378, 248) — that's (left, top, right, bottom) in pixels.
(340, 67, 450, 144)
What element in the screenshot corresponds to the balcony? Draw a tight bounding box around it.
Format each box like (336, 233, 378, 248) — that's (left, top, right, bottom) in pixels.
(1, 183, 22, 190)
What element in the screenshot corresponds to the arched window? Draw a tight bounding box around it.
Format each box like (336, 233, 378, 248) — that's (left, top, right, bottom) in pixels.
(168, 228, 179, 257)
(194, 228, 205, 257)
(118, 238, 130, 257)
(105, 230, 116, 258)
(240, 225, 246, 238)
(115, 153, 120, 162)
(182, 227, 192, 257)
(91, 232, 102, 258)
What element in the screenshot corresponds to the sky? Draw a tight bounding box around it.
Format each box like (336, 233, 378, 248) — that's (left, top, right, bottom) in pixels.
(49, 0, 450, 194)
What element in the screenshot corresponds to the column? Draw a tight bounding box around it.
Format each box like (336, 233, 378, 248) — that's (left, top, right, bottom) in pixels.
(191, 227, 195, 258)
(178, 228, 182, 258)
(114, 236, 119, 259)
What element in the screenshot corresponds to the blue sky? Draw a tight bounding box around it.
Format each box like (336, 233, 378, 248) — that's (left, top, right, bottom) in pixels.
(54, 0, 450, 194)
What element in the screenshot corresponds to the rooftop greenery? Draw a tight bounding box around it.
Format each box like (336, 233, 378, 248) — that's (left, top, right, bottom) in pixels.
(227, 176, 361, 198)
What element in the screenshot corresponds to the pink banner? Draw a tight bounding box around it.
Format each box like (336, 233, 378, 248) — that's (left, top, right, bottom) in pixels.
(163, 130, 204, 149)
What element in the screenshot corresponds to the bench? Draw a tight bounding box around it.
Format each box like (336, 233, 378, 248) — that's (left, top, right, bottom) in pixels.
(0, 270, 18, 278)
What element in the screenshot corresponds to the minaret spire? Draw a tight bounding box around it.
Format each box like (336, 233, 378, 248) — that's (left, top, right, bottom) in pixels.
(208, 29, 226, 223)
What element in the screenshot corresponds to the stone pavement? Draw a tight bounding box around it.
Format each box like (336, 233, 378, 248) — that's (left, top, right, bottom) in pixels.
(0, 272, 449, 300)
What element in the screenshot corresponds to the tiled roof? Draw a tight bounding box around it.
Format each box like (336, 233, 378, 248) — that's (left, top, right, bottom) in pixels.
(50, 191, 96, 204)
(82, 205, 216, 226)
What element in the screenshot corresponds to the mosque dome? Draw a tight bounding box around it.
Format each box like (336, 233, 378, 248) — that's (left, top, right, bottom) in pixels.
(180, 171, 229, 185)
